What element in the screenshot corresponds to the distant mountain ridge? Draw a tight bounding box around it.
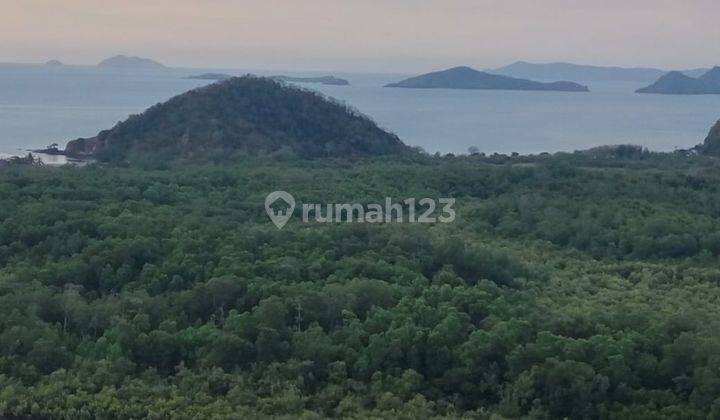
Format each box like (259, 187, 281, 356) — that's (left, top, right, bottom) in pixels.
(491, 61, 709, 83)
(636, 67, 720, 94)
(98, 55, 166, 69)
(64, 76, 407, 161)
(385, 66, 589, 92)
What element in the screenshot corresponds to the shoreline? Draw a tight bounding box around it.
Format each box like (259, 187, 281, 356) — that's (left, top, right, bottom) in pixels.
(22, 149, 94, 165)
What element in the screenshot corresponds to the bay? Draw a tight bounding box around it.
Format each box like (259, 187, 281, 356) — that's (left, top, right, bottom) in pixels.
(1, 63, 718, 158)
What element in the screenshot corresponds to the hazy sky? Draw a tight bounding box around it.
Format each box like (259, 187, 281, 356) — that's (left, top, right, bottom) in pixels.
(2, 0, 719, 72)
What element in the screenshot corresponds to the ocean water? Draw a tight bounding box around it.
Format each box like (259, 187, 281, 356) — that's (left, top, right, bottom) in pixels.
(1, 63, 719, 158)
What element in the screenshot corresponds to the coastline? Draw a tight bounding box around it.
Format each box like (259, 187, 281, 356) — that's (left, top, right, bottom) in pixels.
(22, 148, 93, 165)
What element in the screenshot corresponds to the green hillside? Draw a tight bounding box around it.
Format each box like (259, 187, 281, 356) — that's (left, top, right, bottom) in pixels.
(65, 76, 408, 161)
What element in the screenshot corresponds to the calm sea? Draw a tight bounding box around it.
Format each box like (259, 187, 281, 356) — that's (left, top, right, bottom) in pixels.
(1, 63, 719, 158)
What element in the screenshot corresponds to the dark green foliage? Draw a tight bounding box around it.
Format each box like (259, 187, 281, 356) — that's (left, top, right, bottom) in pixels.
(1, 153, 720, 418)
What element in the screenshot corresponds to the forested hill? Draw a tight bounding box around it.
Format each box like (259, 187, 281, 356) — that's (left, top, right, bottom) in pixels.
(65, 76, 408, 161)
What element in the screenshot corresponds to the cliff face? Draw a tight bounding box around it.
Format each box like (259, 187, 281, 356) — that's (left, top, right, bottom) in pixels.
(65, 136, 103, 156)
(700, 120, 720, 156)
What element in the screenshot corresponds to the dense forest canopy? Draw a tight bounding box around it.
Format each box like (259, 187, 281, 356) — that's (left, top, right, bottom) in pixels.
(65, 76, 408, 161)
(2, 152, 720, 418)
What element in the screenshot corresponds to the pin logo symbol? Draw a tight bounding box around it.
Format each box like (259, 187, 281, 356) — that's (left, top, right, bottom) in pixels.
(265, 191, 295, 229)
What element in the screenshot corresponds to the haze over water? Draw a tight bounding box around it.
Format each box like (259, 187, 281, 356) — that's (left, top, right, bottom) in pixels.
(1, 64, 719, 157)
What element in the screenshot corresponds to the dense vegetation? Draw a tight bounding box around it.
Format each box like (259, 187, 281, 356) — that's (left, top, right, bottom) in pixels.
(2, 153, 720, 418)
(65, 77, 407, 161)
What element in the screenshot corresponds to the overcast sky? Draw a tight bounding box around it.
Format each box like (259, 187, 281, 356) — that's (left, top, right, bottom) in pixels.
(2, 0, 719, 72)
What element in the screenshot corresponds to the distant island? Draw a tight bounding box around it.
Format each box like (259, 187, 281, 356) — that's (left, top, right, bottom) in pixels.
(385, 66, 589, 92)
(97, 55, 166, 69)
(490, 61, 709, 83)
(272, 75, 350, 86)
(636, 67, 720, 94)
(64, 76, 405, 161)
(187, 73, 350, 85)
(44, 59, 64, 67)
